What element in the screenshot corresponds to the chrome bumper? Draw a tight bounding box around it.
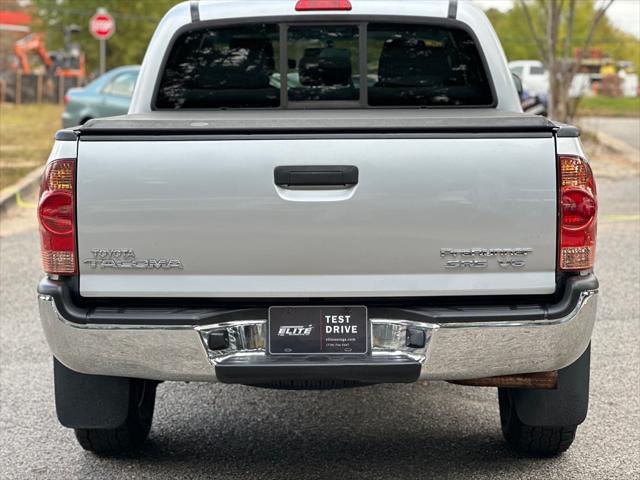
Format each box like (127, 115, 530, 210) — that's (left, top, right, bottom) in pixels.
(38, 287, 598, 383)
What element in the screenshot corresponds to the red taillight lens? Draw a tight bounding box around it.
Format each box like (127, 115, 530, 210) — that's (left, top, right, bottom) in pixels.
(64, 95, 70, 105)
(559, 155, 597, 271)
(561, 189, 596, 230)
(295, 0, 352, 11)
(38, 159, 76, 274)
(39, 191, 74, 235)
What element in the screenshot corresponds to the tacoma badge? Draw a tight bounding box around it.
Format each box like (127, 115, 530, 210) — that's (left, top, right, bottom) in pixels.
(83, 249, 183, 270)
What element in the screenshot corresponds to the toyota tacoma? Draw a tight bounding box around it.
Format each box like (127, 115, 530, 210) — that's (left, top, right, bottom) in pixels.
(38, 0, 598, 456)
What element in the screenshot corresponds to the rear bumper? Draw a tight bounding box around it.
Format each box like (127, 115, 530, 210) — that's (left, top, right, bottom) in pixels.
(38, 276, 598, 384)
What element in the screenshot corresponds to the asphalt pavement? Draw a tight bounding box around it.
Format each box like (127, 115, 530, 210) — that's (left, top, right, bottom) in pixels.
(1, 165, 638, 479)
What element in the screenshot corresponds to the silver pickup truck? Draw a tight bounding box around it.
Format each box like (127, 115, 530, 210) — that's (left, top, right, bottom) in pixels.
(38, 0, 598, 456)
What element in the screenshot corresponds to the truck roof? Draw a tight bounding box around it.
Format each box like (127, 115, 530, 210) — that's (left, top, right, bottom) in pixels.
(192, 0, 464, 21)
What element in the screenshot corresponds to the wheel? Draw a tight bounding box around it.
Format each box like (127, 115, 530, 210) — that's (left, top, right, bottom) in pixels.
(499, 388, 577, 455)
(74, 379, 157, 454)
(497, 345, 590, 456)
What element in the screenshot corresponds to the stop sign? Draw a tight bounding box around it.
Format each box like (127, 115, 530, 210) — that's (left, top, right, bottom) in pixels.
(89, 11, 115, 40)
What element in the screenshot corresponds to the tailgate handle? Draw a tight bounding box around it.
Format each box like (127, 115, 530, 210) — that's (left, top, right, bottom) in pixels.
(274, 165, 358, 188)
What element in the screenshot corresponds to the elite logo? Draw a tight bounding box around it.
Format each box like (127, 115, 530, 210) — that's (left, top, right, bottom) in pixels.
(277, 325, 314, 337)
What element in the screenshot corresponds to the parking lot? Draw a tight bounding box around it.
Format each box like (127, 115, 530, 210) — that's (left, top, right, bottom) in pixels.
(1, 158, 639, 479)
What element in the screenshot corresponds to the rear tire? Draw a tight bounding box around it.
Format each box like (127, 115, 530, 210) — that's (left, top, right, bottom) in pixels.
(498, 388, 577, 455)
(74, 379, 157, 455)
(497, 345, 590, 456)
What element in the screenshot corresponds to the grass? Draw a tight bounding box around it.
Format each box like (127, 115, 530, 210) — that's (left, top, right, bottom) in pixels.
(576, 96, 640, 118)
(0, 103, 64, 191)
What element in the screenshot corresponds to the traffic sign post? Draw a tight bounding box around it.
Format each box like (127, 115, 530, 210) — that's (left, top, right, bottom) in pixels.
(89, 8, 115, 75)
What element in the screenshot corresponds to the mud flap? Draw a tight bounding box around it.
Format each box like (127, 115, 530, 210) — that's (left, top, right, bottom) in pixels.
(54, 358, 130, 429)
(510, 344, 590, 427)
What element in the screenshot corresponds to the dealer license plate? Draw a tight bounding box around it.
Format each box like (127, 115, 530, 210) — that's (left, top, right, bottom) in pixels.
(268, 306, 368, 355)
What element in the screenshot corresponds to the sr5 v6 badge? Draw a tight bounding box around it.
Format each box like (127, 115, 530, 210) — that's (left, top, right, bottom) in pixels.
(83, 249, 183, 270)
(440, 247, 532, 269)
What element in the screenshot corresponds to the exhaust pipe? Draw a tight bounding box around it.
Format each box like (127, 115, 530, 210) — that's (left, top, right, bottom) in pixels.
(448, 371, 558, 389)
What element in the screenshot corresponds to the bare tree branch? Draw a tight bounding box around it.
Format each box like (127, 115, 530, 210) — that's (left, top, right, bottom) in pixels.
(562, 0, 578, 116)
(557, 0, 566, 18)
(570, 0, 615, 80)
(547, 0, 562, 118)
(567, 96, 581, 121)
(519, 0, 616, 122)
(565, 0, 615, 120)
(549, 0, 561, 62)
(557, 0, 567, 61)
(563, 0, 577, 65)
(538, 0, 549, 18)
(518, 0, 548, 63)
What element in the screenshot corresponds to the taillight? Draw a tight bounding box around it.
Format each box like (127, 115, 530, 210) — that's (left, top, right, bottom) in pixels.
(64, 95, 70, 106)
(38, 159, 76, 274)
(295, 0, 352, 11)
(559, 155, 597, 271)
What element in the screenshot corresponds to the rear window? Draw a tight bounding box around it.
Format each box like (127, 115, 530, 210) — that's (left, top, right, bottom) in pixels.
(156, 24, 280, 109)
(155, 22, 493, 109)
(287, 25, 359, 102)
(368, 23, 493, 106)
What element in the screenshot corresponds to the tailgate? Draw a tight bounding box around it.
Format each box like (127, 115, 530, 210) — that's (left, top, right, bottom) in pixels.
(76, 135, 557, 298)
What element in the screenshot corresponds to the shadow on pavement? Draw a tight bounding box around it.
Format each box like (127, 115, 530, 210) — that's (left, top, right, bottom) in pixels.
(74, 381, 563, 479)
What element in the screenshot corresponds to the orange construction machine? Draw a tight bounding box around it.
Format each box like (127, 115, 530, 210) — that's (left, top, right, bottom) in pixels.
(12, 26, 85, 79)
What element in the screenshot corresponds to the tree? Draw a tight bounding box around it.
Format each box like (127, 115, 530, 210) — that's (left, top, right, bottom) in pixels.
(486, 3, 639, 66)
(516, 0, 615, 121)
(30, 0, 176, 77)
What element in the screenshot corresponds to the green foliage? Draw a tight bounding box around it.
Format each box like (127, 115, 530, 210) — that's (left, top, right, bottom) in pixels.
(486, 0, 639, 66)
(31, 0, 177, 74)
(577, 96, 640, 117)
(28, 0, 640, 76)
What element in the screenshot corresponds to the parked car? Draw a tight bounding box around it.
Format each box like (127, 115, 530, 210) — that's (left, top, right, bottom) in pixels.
(520, 90, 548, 116)
(511, 71, 548, 116)
(509, 60, 549, 97)
(61, 65, 139, 128)
(40, 0, 598, 458)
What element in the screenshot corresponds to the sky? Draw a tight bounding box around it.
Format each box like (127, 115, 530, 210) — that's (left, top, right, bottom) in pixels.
(473, 0, 640, 38)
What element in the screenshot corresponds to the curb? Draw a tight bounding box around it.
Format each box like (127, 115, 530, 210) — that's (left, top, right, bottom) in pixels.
(579, 124, 640, 164)
(593, 130, 640, 164)
(0, 165, 43, 213)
